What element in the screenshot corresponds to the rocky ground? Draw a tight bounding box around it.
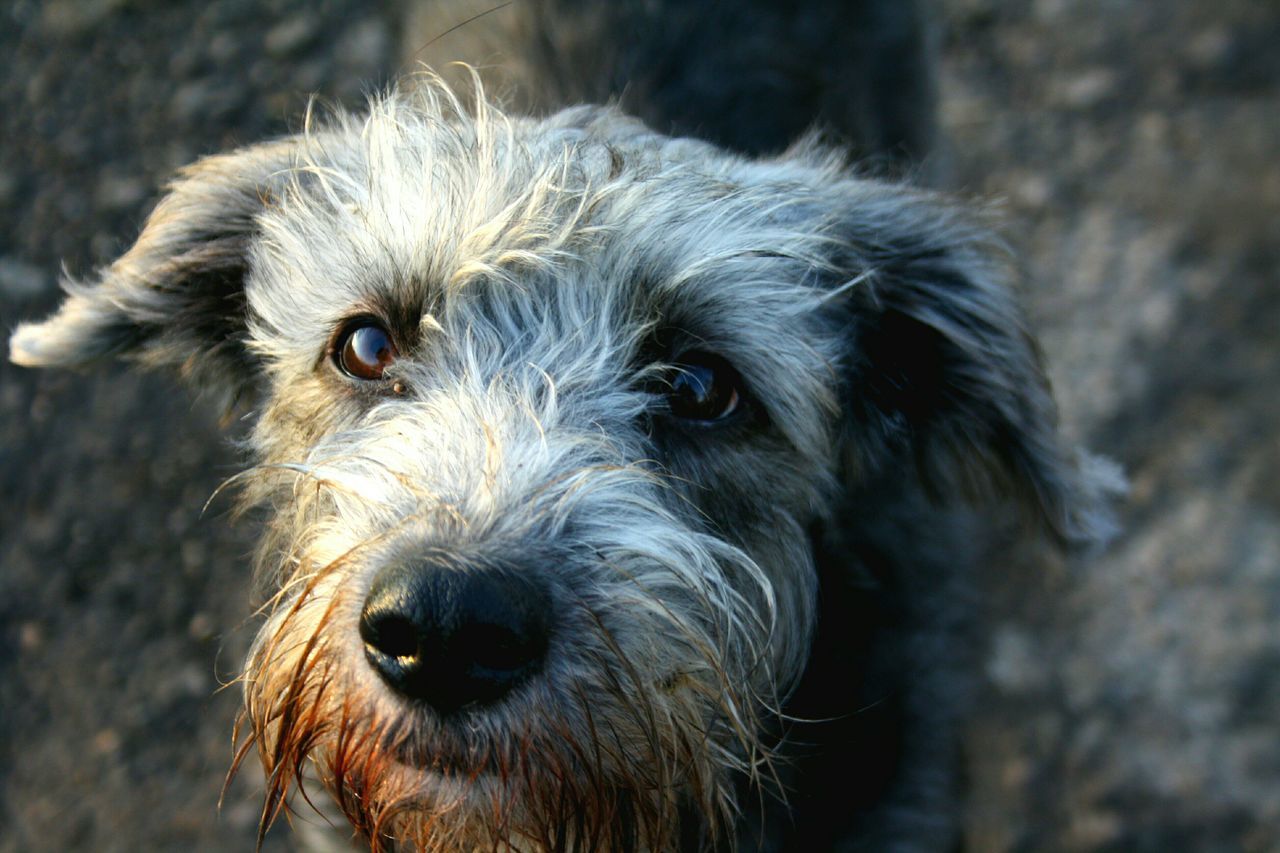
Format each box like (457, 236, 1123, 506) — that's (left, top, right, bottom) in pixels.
(1, 0, 1276, 850)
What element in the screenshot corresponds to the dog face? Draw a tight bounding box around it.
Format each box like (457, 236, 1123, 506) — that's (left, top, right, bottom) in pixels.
(10, 86, 1117, 850)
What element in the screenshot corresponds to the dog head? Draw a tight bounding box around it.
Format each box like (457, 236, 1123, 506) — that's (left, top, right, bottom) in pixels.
(10, 83, 1118, 850)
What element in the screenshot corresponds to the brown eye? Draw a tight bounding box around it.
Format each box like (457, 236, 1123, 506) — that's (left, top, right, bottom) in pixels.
(667, 351, 742, 422)
(335, 320, 397, 380)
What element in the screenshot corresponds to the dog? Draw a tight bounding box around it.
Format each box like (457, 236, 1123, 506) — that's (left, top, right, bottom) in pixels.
(8, 2, 1120, 850)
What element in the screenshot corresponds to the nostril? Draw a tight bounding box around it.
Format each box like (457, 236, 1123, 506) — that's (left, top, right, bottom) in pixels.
(362, 613, 419, 659)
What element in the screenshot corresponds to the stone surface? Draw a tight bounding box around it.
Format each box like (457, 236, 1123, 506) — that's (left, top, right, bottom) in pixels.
(942, 2, 1280, 849)
(1, 0, 1276, 849)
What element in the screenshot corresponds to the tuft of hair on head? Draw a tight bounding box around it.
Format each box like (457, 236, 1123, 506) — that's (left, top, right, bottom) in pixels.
(6, 76, 507, 415)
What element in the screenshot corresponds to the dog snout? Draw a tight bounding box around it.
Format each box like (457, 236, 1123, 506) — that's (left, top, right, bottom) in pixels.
(359, 559, 552, 715)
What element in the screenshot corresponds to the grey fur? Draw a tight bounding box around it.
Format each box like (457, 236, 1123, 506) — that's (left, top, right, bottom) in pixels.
(9, 57, 1119, 853)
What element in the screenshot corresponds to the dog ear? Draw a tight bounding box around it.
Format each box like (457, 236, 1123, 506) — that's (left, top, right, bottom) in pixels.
(830, 186, 1123, 551)
(8, 138, 299, 410)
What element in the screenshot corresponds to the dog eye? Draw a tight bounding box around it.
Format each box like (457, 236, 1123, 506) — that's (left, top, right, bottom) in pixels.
(334, 320, 398, 380)
(666, 351, 742, 422)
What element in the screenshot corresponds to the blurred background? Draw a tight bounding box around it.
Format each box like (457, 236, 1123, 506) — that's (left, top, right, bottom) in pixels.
(1, 0, 1277, 849)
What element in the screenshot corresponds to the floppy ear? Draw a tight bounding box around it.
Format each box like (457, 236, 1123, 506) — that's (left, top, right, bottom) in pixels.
(831, 186, 1123, 550)
(8, 139, 300, 410)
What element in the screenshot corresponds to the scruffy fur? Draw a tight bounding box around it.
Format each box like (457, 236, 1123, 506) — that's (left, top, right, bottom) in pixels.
(10, 69, 1119, 852)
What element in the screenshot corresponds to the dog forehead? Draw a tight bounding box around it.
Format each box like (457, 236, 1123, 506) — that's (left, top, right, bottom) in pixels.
(244, 98, 839, 365)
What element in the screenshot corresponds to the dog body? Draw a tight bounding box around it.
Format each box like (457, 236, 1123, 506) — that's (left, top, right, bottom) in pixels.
(9, 4, 1118, 850)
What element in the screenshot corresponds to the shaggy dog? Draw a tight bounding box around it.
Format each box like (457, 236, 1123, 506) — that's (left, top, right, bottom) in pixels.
(9, 2, 1118, 849)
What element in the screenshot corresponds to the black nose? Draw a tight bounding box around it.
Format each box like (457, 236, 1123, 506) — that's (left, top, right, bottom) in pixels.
(359, 559, 552, 715)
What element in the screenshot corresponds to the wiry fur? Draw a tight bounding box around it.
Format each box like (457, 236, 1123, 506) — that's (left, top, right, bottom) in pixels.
(9, 76, 1121, 851)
